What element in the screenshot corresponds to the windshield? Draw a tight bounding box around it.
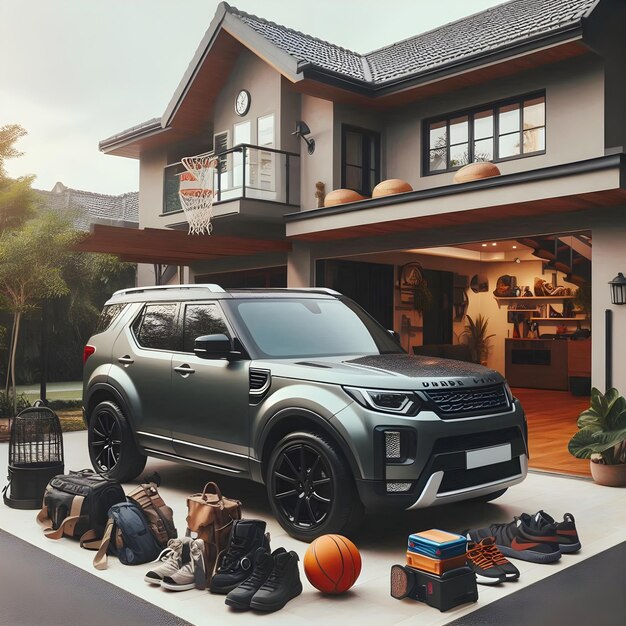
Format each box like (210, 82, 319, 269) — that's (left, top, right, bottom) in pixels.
(229, 297, 404, 359)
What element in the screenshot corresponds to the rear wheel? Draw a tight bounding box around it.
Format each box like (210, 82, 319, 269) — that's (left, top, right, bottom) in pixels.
(266, 430, 364, 542)
(88, 400, 146, 482)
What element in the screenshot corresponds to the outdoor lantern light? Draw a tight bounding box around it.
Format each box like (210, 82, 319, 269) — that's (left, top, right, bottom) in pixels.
(292, 120, 315, 154)
(609, 272, 626, 305)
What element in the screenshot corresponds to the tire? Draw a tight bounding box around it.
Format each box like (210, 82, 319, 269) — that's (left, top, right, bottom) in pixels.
(469, 488, 508, 503)
(266, 430, 364, 542)
(88, 400, 146, 482)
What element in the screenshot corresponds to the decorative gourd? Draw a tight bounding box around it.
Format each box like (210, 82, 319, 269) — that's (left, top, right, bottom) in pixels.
(453, 162, 501, 184)
(323, 189, 367, 207)
(372, 179, 413, 198)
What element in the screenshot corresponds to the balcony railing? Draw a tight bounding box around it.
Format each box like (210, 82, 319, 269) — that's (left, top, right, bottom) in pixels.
(163, 144, 300, 215)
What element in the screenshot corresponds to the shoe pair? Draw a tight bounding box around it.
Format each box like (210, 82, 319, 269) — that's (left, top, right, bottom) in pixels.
(465, 537, 519, 585)
(144, 537, 207, 591)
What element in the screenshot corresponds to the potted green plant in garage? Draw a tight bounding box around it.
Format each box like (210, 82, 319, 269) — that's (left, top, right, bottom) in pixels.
(568, 387, 626, 487)
(462, 314, 494, 365)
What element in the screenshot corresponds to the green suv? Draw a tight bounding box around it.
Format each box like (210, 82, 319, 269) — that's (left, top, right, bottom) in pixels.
(83, 285, 528, 540)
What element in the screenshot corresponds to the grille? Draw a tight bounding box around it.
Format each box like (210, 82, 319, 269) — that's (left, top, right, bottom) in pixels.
(249, 369, 270, 393)
(384, 431, 401, 460)
(424, 384, 510, 418)
(386, 481, 412, 493)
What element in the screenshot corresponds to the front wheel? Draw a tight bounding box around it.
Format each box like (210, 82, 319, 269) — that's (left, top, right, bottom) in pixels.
(266, 430, 364, 542)
(88, 400, 146, 482)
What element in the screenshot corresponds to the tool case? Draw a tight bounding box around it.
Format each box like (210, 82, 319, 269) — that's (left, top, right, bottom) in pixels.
(407, 529, 467, 559)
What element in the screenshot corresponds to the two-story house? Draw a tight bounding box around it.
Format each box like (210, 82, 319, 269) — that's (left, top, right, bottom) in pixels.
(84, 0, 626, 474)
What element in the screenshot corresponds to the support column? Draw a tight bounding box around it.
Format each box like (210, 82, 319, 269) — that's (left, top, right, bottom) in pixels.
(287, 241, 315, 288)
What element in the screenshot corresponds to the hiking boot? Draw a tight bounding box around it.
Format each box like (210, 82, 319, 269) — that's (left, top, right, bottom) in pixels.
(225, 547, 287, 610)
(161, 538, 207, 591)
(529, 511, 581, 554)
(480, 536, 520, 580)
(210, 519, 270, 594)
(144, 537, 190, 585)
(249, 550, 302, 612)
(466, 539, 506, 585)
(467, 516, 561, 564)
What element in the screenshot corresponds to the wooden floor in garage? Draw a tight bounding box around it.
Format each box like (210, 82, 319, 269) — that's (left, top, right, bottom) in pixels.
(512, 387, 591, 477)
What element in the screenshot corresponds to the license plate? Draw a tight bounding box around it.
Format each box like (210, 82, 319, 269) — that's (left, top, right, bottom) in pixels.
(466, 443, 512, 469)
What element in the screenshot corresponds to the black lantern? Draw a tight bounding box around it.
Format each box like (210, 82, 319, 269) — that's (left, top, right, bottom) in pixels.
(609, 272, 626, 305)
(3, 404, 64, 509)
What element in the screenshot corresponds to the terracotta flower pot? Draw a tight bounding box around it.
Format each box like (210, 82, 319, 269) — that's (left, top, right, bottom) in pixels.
(324, 189, 367, 207)
(453, 161, 501, 184)
(590, 461, 626, 487)
(372, 179, 413, 198)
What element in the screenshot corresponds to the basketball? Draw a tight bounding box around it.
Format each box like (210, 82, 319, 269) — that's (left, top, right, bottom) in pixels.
(303, 534, 362, 594)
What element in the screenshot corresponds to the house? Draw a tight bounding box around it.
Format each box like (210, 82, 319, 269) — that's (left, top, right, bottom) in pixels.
(85, 0, 626, 447)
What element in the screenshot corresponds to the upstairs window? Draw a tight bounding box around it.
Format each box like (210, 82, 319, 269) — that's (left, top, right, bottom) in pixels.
(341, 125, 381, 196)
(425, 93, 546, 174)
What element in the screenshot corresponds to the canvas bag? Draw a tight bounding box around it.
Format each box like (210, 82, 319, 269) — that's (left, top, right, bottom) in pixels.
(127, 478, 177, 548)
(36, 469, 126, 543)
(186, 482, 242, 582)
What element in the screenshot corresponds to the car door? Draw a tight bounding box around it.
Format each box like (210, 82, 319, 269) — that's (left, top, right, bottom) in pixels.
(171, 301, 250, 473)
(111, 302, 179, 454)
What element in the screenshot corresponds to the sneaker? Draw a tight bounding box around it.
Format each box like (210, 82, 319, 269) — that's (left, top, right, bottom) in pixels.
(530, 511, 581, 554)
(210, 519, 270, 594)
(225, 547, 287, 610)
(161, 539, 207, 591)
(467, 516, 561, 564)
(144, 538, 190, 585)
(249, 550, 302, 613)
(466, 539, 506, 585)
(479, 537, 520, 580)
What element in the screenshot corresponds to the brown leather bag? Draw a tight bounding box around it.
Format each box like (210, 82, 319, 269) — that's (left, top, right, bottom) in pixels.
(186, 482, 242, 582)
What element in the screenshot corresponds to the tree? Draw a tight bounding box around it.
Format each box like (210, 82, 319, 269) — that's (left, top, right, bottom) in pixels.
(0, 211, 78, 413)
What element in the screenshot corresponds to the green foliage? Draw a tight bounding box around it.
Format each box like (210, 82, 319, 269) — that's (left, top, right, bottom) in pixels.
(574, 283, 591, 317)
(568, 387, 626, 465)
(412, 281, 433, 314)
(0, 390, 30, 417)
(462, 314, 495, 363)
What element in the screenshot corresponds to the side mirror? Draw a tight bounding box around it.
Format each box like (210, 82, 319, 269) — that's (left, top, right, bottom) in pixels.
(388, 329, 401, 343)
(194, 334, 236, 359)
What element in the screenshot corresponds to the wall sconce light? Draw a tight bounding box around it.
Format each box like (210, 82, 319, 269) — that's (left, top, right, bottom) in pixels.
(292, 120, 315, 154)
(609, 272, 626, 305)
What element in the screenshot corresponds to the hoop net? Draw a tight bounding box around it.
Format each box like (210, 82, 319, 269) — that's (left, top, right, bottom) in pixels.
(178, 155, 218, 235)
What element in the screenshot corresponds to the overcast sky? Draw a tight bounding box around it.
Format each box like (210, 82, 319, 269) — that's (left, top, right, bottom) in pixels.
(0, 0, 504, 194)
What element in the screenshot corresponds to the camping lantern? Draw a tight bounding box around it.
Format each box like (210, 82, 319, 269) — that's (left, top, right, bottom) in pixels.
(3, 403, 64, 509)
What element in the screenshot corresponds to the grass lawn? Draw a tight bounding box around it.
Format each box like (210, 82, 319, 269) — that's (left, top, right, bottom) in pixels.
(56, 408, 86, 432)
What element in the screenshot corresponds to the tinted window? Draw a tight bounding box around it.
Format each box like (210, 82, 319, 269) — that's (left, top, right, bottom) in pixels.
(183, 304, 228, 352)
(94, 303, 126, 335)
(231, 298, 403, 358)
(133, 304, 179, 350)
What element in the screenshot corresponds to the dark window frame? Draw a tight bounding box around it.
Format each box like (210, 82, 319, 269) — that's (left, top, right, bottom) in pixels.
(181, 302, 230, 353)
(131, 302, 182, 352)
(341, 124, 381, 195)
(423, 91, 547, 176)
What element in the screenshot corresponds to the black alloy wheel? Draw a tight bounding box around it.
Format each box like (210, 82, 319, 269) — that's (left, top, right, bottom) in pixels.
(91, 408, 121, 472)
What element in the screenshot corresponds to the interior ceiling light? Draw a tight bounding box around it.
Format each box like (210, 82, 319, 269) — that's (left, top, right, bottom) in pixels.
(491, 243, 497, 246)
(512, 245, 517, 249)
(481, 243, 488, 247)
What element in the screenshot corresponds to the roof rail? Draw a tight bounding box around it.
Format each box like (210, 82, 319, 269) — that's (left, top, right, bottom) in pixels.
(112, 284, 225, 297)
(291, 287, 341, 296)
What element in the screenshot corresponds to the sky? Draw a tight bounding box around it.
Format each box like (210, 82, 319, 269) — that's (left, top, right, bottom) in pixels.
(0, 0, 505, 195)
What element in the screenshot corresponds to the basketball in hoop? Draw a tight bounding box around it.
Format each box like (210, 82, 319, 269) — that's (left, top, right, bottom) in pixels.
(178, 155, 219, 235)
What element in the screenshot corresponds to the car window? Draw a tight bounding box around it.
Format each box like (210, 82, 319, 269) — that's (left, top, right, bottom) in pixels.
(182, 303, 229, 352)
(94, 303, 126, 335)
(132, 303, 180, 351)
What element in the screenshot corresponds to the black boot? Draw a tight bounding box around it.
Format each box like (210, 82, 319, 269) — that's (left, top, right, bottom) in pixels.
(225, 547, 286, 610)
(249, 550, 303, 612)
(209, 519, 270, 594)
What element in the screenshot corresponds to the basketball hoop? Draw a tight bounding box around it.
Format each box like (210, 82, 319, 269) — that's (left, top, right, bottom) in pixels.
(178, 155, 219, 235)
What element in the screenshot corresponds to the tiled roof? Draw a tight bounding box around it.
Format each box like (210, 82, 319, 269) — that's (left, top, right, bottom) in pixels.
(230, 0, 597, 84)
(36, 183, 138, 231)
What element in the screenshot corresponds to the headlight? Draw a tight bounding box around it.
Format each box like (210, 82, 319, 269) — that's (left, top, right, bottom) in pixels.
(344, 387, 420, 415)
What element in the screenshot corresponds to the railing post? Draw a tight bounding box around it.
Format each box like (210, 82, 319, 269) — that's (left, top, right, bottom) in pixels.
(285, 154, 290, 205)
(217, 157, 222, 202)
(242, 146, 246, 199)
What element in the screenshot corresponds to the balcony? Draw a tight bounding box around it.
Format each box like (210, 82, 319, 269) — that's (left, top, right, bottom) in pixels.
(163, 144, 300, 221)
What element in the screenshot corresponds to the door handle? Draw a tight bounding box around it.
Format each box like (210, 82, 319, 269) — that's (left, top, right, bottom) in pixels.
(117, 355, 134, 365)
(174, 364, 195, 376)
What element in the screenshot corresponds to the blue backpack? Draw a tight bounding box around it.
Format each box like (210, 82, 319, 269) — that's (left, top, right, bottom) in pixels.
(93, 501, 162, 569)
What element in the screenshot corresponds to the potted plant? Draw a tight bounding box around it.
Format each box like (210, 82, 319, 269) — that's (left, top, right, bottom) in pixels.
(462, 314, 495, 365)
(568, 387, 626, 487)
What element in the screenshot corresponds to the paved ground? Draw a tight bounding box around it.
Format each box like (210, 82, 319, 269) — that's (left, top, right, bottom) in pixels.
(1, 431, 625, 626)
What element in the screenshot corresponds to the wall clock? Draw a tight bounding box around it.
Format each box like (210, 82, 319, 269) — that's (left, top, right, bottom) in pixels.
(235, 90, 251, 116)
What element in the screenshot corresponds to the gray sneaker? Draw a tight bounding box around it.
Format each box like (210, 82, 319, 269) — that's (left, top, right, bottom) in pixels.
(161, 539, 207, 591)
(144, 538, 190, 585)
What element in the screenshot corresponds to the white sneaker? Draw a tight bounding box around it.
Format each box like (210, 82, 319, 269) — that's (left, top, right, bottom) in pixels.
(161, 539, 207, 591)
(144, 537, 190, 585)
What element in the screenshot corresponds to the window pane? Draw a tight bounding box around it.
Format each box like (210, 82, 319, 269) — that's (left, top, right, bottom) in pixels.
(523, 97, 545, 129)
(429, 121, 447, 150)
(135, 304, 178, 350)
(183, 304, 228, 352)
(429, 148, 447, 171)
(499, 132, 521, 158)
(523, 126, 545, 153)
(95, 304, 126, 335)
(474, 110, 494, 140)
(499, 103, 520, 134)
(449, 116, 469, 144)
(474, 138, 494, 162)
(257, 114, 274, 147)
(345, 132, 363, 165)
(370, 137, 377, 169)
(450, 143, 469, 168)
(345, 165, 363, 190)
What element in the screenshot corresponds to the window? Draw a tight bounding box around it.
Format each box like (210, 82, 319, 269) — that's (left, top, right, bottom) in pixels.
(94, 304, 126, 335)
(341, 125, 380, 195)
(182, 304, 228, 352)
(132, 304, 180, 351)
(213, 130, 229, 195)
(425, 93, 546, 174)
(163, 162, 185, 214)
